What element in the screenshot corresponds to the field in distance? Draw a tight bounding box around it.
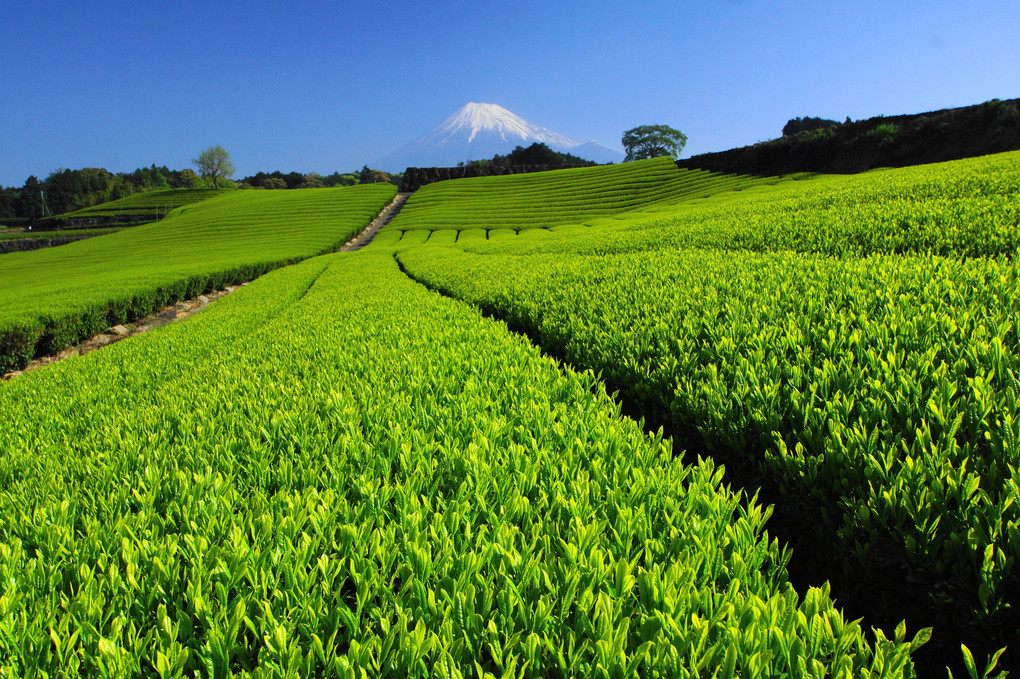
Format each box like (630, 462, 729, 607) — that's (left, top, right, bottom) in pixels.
(393, 149, 1020, 675)
(0, 183, 396, 371)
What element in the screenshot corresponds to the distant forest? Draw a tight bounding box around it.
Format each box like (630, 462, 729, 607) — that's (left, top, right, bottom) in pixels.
(237, 166, 401, 191)
(399, 143, 600, 192)
(0, 166, 207, 223)
(1, 165, 401, 224)
(678, 97, 1020, 175)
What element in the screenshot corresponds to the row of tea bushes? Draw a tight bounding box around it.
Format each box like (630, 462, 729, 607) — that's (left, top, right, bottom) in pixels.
(398, 243, 1019, 671)
(387, 157, 775, 233)
(0, 251, 922, 677)
(0, 184, 396, 371)
(462, 151, 1020, 259)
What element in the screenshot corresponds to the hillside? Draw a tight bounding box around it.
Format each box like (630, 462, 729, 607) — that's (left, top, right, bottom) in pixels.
(62, 187, 228, 218)
(387, 156, 775, 233)
(0, 184, 395, 371)
(392, 149, 1020, 676)
(4, 152, 1020, 677)
(678, 97, 1020, 175)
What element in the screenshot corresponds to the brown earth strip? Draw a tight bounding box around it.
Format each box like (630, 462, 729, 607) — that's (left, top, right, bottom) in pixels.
(340, 192, 410, 251)
(1, 283, 247, 380)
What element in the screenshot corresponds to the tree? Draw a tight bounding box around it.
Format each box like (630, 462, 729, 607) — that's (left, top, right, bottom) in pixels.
(621, 125, 688, 161)
(359, 165, 390, 184)
(782, 116, 840, 137)
(192, 145, 235, 188)
(490, 142, 597, 167)
(300, 172, 325, 188)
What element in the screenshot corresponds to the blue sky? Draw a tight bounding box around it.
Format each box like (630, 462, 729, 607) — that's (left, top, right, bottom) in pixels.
(1, 0, 1017, 186)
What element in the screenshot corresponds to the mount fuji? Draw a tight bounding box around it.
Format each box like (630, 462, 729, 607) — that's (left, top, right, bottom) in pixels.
(373, 103, 624, 171)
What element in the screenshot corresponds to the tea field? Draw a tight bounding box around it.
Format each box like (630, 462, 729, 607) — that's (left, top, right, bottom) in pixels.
(385, 156, 777, 233)
(394, 151, 1020, 675)
(0, 183, 396, 372)
(3, 153, 1018, 676)
(0, 250, 928, 677)
(60, 187, 231, 220)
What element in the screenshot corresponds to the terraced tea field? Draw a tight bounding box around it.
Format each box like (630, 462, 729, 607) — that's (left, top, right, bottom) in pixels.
(61, 187, 230, 220)
(0, 183, 396, 371)
(394, 150, 1020, 676)
(4, 153, 1019, 676)
(0, 250, 923, 677)
(1, 189, 233, 256)
(451, 151, 1020, 259)
(386, 156, 776, 233)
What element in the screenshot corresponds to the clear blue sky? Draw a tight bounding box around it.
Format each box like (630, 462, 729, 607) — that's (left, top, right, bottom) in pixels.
(2, 0, 1017, 187)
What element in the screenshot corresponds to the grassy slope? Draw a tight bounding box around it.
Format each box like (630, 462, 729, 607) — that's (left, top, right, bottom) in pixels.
(460, 150, 1020, 258)
(0, 228, 121, 240)
(62, 187, 230, 217)
(0, 184, 395, 370)
(385, 156, 777, 233)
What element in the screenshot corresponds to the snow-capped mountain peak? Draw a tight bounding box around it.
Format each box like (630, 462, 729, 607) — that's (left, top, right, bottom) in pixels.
(373, 102, 625, 170)
(422, 102, 579, 148)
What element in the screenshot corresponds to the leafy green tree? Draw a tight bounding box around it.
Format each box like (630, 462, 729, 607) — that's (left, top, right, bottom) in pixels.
(175, 169, 204, 188)
(192, 145, 236, 188)
(299, 173, 325, 188)
(490, 143, 597, 167)
(0, 186, 17, 220)
(622, 124, 688, 161)
(322, 172, 360, 187)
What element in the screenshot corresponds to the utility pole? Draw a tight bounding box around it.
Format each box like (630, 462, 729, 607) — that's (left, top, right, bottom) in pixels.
(39, 190, 52, 218)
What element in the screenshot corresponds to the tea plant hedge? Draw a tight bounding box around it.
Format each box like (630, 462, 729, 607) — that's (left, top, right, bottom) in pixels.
(0, 184, 395, 371)
(385, 157, 775, 233)
(459, 151, 1020, 259)
(392, 149, 1020, 673)
(0, 252, 922, 676)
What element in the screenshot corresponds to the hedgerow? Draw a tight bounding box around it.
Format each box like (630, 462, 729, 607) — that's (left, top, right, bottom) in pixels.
(393, 150, 1020, 674)
(0, 252, 922, 676)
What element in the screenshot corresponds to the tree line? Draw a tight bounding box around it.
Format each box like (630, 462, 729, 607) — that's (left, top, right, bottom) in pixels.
(237, 166, 399, 190)
(0, 164, 401, 224)
(677, 97, 1020, 176)
(0, 166, 208, 223)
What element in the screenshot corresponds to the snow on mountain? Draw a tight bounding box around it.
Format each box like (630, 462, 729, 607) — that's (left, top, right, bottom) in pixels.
(373, 103, 624, 171)
(424, 102, 579, 148)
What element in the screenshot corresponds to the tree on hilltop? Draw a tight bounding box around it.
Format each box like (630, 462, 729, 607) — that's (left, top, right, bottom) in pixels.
(192, 146, 235, 188)
(490, 143, 597, 167)
(359, 165, 391, 184)
(782, 116, 840, 137)
(622, 125, 688, 161)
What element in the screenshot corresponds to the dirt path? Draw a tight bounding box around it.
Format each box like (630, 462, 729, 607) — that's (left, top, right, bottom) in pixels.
(340, 192, 410, 251)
